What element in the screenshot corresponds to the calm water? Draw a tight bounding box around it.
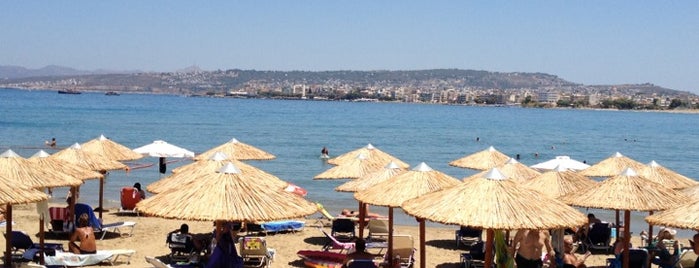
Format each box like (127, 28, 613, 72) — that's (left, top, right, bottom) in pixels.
(1, 88, 697, 235)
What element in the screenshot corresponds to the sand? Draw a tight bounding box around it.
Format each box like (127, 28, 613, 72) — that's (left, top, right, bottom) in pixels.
(1, 203, 689, 268)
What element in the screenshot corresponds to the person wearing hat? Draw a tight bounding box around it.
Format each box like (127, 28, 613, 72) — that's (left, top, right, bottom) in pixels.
(651, 227, 680, 268)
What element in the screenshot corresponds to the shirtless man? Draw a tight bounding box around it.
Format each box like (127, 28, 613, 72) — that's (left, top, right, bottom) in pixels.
(68, 213, 96, 254)
(510, 229, 555, 268)
(563, 237, 591, 268)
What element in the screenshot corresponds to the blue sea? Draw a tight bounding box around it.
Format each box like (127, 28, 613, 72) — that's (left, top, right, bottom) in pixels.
(1, 88, 697, 236)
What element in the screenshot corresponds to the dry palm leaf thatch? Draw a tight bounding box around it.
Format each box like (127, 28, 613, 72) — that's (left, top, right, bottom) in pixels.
(560, 168, 689, 211)
(52, 143, 127, 171)
(403, 168, 587, 230)
(354, 162, 460, 207)
(449, 146, 510, 170)
(0, 150, 83, 189)
(637, 160, 698, 189)
(335, 161, 408, 192)
(195, 138, 275, 161)
(136, 163, 317, 222)
(681, 185, 699, 201)
(81, 134, 143, 161)
(148, 152, 288, 194)
(171, 151, 229, 174)
(28, 150, 103, 181)
(463, 158, 540, 183)
(0, 175, 50, 205)
(645, 200, 699, 230)
(327, 143, 409, 168)
(579, 152, 646, 178)
(314, 153, 386, 180)
(520, 165, 598, 198)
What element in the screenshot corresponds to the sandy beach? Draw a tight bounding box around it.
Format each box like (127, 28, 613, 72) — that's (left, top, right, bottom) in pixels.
(2, 203, 692, 268)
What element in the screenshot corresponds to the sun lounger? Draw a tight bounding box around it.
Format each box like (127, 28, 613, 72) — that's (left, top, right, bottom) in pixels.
(74, 203, 136, 239)
(42, 250, 114, 267)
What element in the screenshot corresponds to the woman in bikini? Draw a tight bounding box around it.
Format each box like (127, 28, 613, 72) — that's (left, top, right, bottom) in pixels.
(68, 213, 97, 254)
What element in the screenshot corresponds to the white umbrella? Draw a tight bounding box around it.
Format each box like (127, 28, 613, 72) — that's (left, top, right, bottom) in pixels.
(531, 155, 590, 171)
(133, 140, 194, 174)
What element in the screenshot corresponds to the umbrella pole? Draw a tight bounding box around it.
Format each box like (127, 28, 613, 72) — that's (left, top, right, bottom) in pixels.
(615, 210, 620, 239)
(358, 201, 365, 239)
(98, 173, 106, 219)
(4, 204, 12, 267)
(39, 213, 45, 265)
(623, 210, 630, 268)
(69, 186, 77, 224)
(647, 211, 654, 246)
(388, 207, 394, 267)
(418, 218, 425, 268)
(485, 229, 494, 268)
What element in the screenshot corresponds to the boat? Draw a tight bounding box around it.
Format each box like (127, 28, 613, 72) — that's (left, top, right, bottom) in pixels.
(105, 91, 120, 96)
(296, 250, 346, 268)
(57, 90, 81, 94)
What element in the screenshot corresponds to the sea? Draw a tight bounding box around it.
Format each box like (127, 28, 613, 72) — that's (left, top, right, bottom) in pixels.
(1, 88, 697, 237)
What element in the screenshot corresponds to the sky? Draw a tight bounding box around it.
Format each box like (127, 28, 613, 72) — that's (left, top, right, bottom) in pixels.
(2, 1, 698, 93)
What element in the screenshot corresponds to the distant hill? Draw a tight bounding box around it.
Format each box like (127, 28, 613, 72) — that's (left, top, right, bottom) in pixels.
(0, 65, 137, 79)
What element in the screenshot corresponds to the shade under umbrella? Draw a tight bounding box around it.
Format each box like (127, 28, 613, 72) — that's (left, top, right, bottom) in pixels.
(579, 152, 646, 178)
(463, 158, 540, 183)
(637, 160, 698, 189)
(81, 134, 143, 161)
(335, 161, 408, 192)
(448, 146, 510, 170)
(327, 143, 409, 168)
(645, 200, 699, 230)
(194, 138, 275, 161)
(530, 155, 590, 171)
(147, 152, 288, 194)
(136, 163, 317, 222)
(28, 150, 103, 181)
(314, 153, 385, 180)
(520, 165, 599, 199)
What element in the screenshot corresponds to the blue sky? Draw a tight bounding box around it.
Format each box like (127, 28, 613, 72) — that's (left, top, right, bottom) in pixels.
(2, 1, 698, 93)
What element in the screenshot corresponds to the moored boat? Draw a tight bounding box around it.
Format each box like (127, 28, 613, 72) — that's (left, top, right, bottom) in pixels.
(105, 91, 120, 96)
(57, 89, 81, 94)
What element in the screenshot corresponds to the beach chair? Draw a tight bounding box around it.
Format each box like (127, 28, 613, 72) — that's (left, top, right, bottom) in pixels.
(586, 222, 612, 253)
(367, 219, 389, 241)
(455, 226, 483, 248)
(676, 249, 698, 268)
(320, 228, 356, 253)
(314, 203, 336, 227)
(240, 236, 273, 268)
(74, 203, 136, 239)
(331, 218, 356, 242)
(460, 240, 495, 268)
(166, 232, 196, 263)
(4, 230, 63, 262)
(118, 187, 141, 216)
(389, 235, 415, 268)
(48, 206, 70, 233)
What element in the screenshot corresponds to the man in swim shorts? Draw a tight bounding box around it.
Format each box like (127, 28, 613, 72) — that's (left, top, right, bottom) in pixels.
(510, 229, 554, 268)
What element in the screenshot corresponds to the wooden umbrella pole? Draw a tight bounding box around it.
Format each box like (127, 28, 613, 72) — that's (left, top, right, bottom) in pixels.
(647, 211, 654, 246)
(615, 210, 620, 240)
(419, 218, 425, 268)
(4, 204, 12, 267)
(358, 201, 365, 239)
(39, 213, 45, 265)
(387, 207, 394, 267)
(485, 229, 494, 268)
(98, 171, 106, 219)
(623, 210, 630, 268)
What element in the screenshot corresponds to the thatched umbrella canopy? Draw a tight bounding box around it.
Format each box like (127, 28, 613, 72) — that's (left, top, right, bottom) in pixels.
(314, 153, 386, 180)
(559, 168, 690, 268)
(147, 152, 288, 194)
(464, 158, 540, 183)
(645, 200, 699, 230)
(520, 165, 598, 199)
(335, 161, 408, 193)
(327, 143, 409, 168)
(52, 143, 128, 218)
(28, 150, 103, 181)
(448, 146, 510, 170)
(136, 163, 317, 222)
(80, 134, 143, 161)
(681, 185, 699, 201)
(355, 162, 460, 268)
(579, 152, 646, 178)
(194, 138, 275, 161)
(0, 150, 84, 189)
(637, 160, 698, 190)
(530, 155, 590, 171)
(403, 168, 587, 268)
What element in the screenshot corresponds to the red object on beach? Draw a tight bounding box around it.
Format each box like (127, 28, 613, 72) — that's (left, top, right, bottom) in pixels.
(285, 183, 308, 196)
(296, 250, 346, 268)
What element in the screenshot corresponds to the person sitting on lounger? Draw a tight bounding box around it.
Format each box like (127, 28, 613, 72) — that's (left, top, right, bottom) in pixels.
(68, 213, 97, 254)
(341, 208, 384, 218)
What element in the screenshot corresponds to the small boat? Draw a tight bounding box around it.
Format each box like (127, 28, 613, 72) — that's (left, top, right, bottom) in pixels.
(57, 90, 81, 94)
(296, 250, 346, 268)
(105, 91, 120, 96)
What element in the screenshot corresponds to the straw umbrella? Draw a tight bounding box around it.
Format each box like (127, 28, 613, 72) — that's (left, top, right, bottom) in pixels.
(136, 163, 317, 238)
(448, 146, 510, 170)
(646, 199, 699, 230)
(194, 138, 275, 161)
(559, 168, 690, 268)
(80, 134, 143, 161)
(327, 143, 409, 168)
(530, 155, 590, 171)
(28, 150, 104, 181)
(335, 161, 408, 238)
(0, 176, 50, 267)
(681, 185, 699, 201)
(403, 168, 587, 268)
(579, 152, 646, 178)
(147, 152, 288, 194)
(314, 153, 386, 180)
(354, 162, 460, 267)
(637, 160, 697, 190)
(463, 158, 541, 183)
(52, 143, 128, 219)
